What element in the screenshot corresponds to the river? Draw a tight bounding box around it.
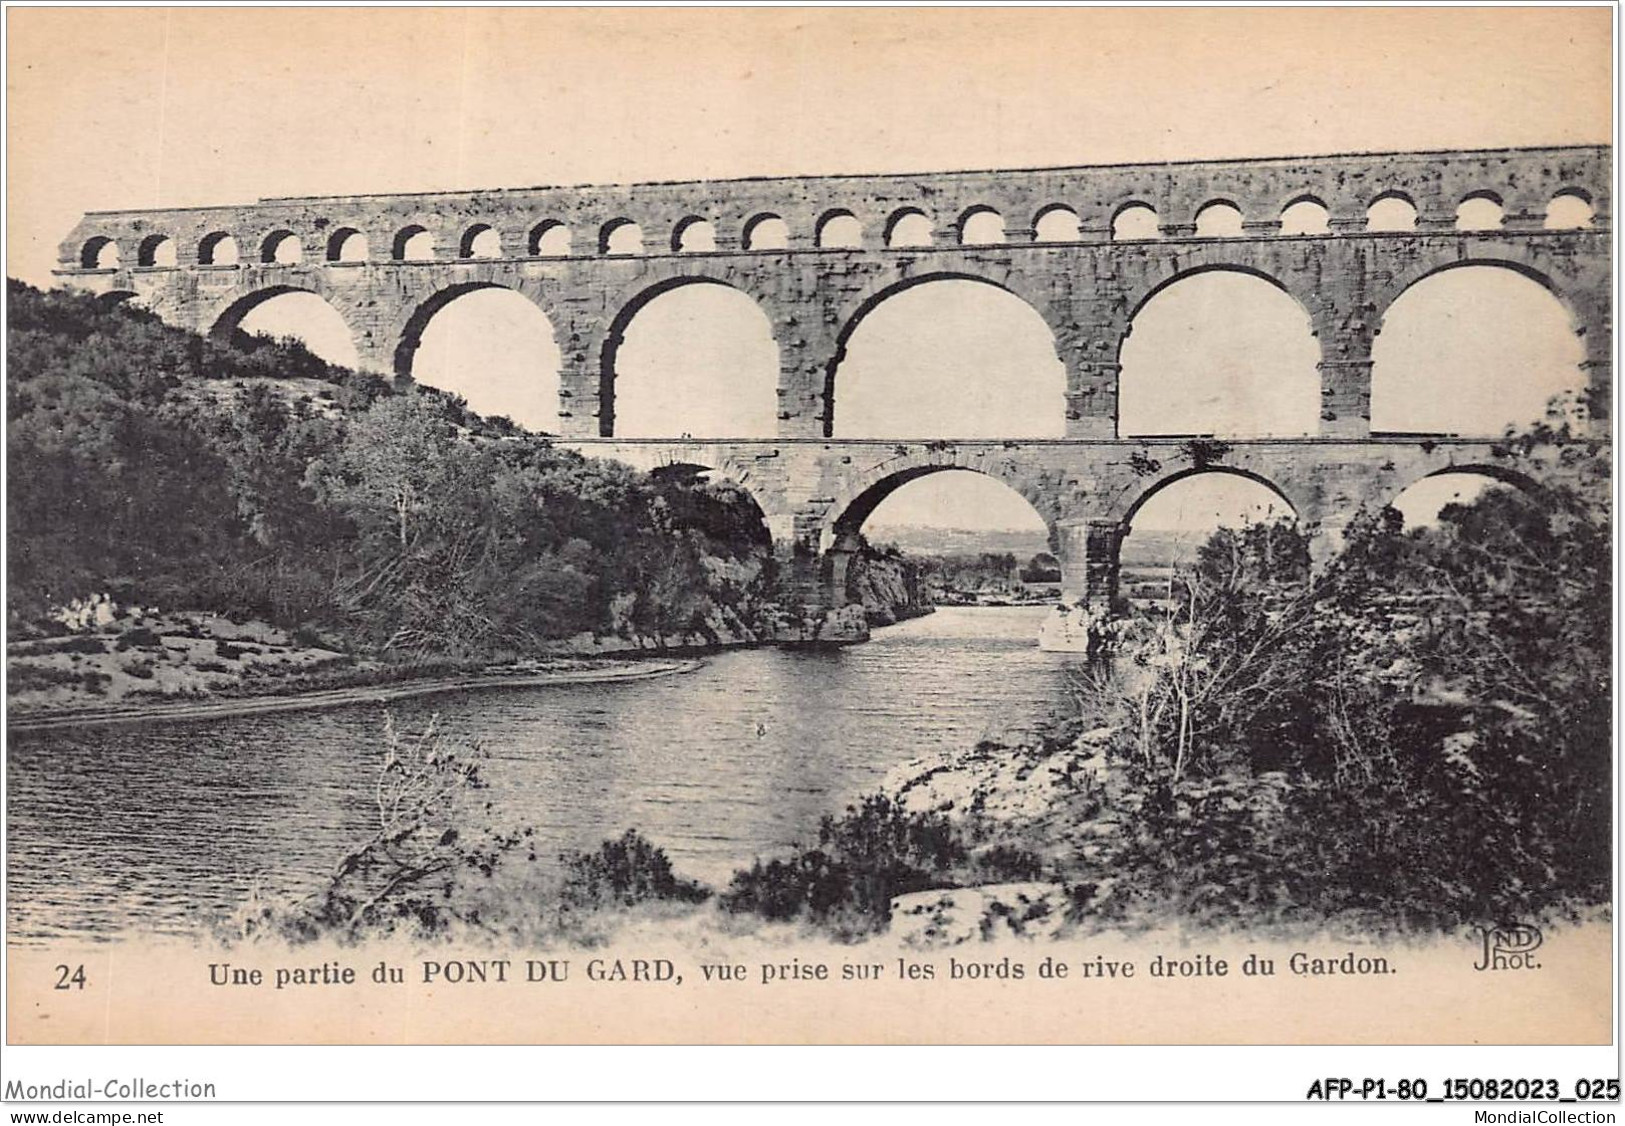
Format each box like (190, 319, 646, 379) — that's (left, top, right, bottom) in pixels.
(6, 606, 1085, 944)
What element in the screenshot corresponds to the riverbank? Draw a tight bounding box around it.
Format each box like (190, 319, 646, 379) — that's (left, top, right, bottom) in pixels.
(5, 607, 717, 733)
(6, 657, 702, 733)
(7, 562, 924, 727)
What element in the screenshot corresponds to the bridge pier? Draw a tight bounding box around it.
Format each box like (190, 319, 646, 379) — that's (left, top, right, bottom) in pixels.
(1054, 519, 1125, 612)
(764, 523, 871, 646)
(1039, 519, 1125, 653)
(822, 545, 855, 608)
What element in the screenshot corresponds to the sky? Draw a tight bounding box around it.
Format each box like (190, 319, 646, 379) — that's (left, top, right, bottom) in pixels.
(8, 7, 1610, 534)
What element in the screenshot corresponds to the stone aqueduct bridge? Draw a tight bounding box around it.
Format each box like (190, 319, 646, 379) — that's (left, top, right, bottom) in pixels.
(58, 145, 1612, 619)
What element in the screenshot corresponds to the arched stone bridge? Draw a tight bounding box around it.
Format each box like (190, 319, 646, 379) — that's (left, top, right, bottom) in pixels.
(57, 144, 1612, 639)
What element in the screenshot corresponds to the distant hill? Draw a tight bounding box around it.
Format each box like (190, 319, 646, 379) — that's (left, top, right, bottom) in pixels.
(865, 524, 1230, 570)
(1120, 527, 1211, 567)
(865, 525, 1050, 557)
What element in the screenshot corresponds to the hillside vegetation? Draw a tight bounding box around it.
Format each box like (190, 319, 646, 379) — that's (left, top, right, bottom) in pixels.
(7, 281, 918, 670)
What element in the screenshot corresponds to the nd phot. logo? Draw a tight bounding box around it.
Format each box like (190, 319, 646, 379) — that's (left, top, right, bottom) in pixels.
(1473, 923, 1543, 971)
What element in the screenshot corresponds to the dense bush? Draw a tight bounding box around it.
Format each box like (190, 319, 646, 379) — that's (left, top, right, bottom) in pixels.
(114, 628, 160, 651)
(558, 830, 710, 912)
(51, 636, 110, 655)
(1018, 553, 1062, 583)
(721, 795, 970, 937)
(913, 551, 1021, 595)
(121, 657, 157, 680)
(7, 664, 106, 694)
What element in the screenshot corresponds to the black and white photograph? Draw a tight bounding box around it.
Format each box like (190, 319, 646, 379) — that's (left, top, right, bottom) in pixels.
(1, 2, 1616, 1109)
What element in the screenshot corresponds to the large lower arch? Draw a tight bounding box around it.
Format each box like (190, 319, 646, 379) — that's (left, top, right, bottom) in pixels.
(395, 283, 562, 430)
(1118, 266, 1320, 438)
(1384, 465, 1543, 527)
(1117, 466, 1305, 592)
(1121, 465, 1302, 530)
(826, 464, 1055, 552)
(825, 274, 1065, 439)
(1370, 263, 1586, 436)
(599, 277, 779, 439)
(210, 287, 360, 368)
(821, 464, 1056, 607)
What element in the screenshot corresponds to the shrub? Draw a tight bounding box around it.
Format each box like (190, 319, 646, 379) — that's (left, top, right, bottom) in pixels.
(291, 626, 331, 650)
(122, 657, 157, 680)
(8, 664, 92, 694)
(723, 857, 825, 922)
(303, 655, 352, 674)
(970, 844, 1047, 883)
(558, 830, 710, 911)
(128, 685, 205, 701)
(226, 715, 715, 947)
(721, 794, 969, 938)
(55, 636, 109, 655)
(1061, 762, 1302, 929)
(215, 640, 247, 660)
(115, 628, 160, 651)
(234, 715, 515, 944)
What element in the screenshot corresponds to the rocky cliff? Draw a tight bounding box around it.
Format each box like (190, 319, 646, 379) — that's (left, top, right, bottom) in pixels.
(845, 546, 934, 626)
